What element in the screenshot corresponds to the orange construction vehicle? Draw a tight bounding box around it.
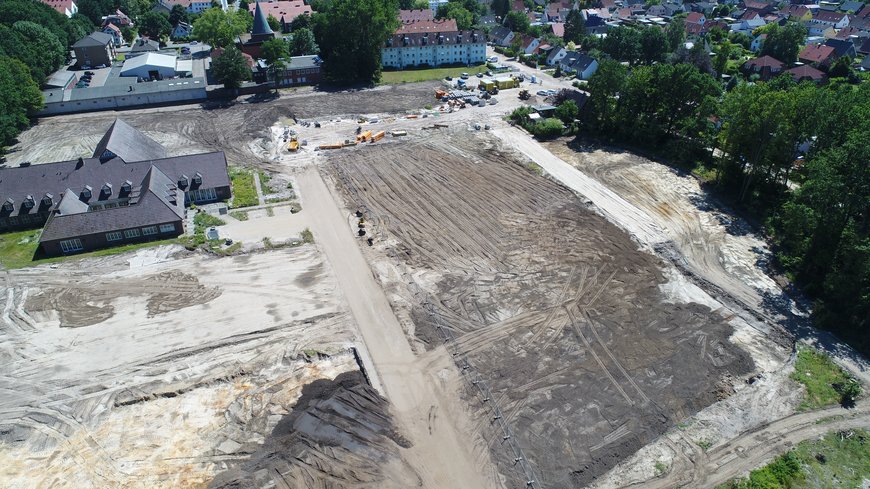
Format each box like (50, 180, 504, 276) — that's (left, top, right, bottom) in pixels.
(435, 89, 448, 99)
(356, 130, 372, 142)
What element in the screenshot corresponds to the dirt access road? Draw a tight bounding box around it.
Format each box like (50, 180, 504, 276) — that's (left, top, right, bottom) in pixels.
(295, 168, 495, 489)
(630, 399, 870, 488)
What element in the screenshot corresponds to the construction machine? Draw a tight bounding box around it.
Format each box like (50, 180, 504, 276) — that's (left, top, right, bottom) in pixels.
(356, 130, 372, 143)
(518, 89, 531, 100)
(435, 89, 448, 99)
(287, 136, 299, 152)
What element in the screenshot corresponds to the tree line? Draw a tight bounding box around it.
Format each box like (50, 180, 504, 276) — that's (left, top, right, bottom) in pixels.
(0, 0, 101, 149)
(581, 57, 869, 353)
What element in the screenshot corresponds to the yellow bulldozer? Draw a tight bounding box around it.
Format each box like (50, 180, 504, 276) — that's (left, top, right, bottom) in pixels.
(287, 136, 299, 152)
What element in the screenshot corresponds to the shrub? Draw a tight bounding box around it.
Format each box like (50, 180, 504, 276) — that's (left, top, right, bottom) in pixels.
(530, 118, 565, 139)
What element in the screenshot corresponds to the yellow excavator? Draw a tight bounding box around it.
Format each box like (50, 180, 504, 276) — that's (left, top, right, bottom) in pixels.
(287, 135, 299, 152)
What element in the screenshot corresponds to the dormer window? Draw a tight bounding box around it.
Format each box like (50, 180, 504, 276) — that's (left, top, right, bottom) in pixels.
(192, 172, 202, 185)
(3, 198, 13, 211)
(179, 174, 189, 187)
(81, 185, 92, 199)
(121, 180, 132, 193)
(101, 183, 112, 196)
(42, 193, 53, 206)
(23, 195, 34, 209)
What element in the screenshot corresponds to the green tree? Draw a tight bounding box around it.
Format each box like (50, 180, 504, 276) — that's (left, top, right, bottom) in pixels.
(601, 26, 640, 65)
(670, 41, 713, 74)
(531, 118, 565, 139)
(290, 27, 318, 55)
(828, 56, 852, 78)
(0, 0, 73, 47)
(75, 0, 110, 26)
(68, 14, 95, 45)
(503, 11, 530, 33)
(563, 8, 585, 44)
(555, 100, 578, 124)
(438, 3, 474, 30)
(192, 7, 249, 48)
(492, 0, 510, 17)
(261, 37, 288, 90)
(0, 21, 67, 84)
(139, 11, 172, 39)
(639, 26, 667, 64)
(664, 16, 685, 52)
(169, 4, 189, 26)
(312, 0, 399, 84)
(0, 55, 42, 147)
(713, 40, 733, 77)
(290, 12, 311, 30)
(267, 14, 281, 32)
(585, 58, 626, 131)
(211, 46, 251, 88)
(760, 22, 806, 64)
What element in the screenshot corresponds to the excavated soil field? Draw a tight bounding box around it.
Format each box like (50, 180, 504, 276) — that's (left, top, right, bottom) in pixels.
(6, 83, 437, 168)
(326, 132, 756, 487)
(208, 371, 420, 489)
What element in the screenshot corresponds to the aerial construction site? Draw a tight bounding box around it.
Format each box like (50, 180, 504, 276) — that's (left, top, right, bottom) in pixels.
(1, 80, 868, 489)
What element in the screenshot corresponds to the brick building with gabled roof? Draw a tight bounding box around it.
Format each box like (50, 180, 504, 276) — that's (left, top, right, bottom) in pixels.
(0, 119, 230, 257)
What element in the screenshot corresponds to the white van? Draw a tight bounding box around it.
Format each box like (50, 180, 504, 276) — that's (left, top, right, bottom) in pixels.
(487, 56, 498, 63)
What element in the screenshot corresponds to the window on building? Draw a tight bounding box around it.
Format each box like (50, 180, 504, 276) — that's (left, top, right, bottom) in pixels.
(106, 231, 123, 241)
(142, 226, 158, 236)
(124, 229, 140, 238)
(60, 239, 83, 253)
(159, 223, 176, 233)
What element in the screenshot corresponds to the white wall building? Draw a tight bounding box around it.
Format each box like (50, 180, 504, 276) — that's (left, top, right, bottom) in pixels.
(158, 0, 227, 14)
(120, 53, 179, 79)
(382, 30, 486, 69)
(429, 0, 449, 13)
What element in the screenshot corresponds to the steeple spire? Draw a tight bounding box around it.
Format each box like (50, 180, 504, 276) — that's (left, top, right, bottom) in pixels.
(252, 1, 274, 35)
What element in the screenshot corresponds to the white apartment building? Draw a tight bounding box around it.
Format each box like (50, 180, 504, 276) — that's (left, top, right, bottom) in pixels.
(382, 30, 486, 69)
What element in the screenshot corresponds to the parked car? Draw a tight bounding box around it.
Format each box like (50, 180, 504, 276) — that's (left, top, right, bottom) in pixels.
(181, 47, 190, 54)
(461, 72, 469, 79)
(84, 71, 94, 75)
(476, 72, 483, 78)
(536, 90, 547, 96)
(488, 56, 498, 62)
(190, 41, 198, 45)
(445, 76, 452, 81)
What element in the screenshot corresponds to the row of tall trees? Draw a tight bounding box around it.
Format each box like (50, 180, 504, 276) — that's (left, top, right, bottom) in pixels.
(0, 0, 102, 147)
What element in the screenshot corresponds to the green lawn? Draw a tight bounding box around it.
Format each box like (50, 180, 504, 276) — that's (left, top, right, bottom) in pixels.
(0, 228, 176, 270)
(718, 429, 870, 489)
(379, 64, 488, 85)
(791, 346, 853, 410)
(228, 167, 259, 208)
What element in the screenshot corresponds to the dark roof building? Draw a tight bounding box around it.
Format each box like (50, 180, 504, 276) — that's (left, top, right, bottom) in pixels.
(786, 64, 827, 83)
(0, 119, 231, 257)
(742, 55, 784, 79)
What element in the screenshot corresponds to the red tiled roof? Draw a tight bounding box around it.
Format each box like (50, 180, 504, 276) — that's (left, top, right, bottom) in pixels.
(399, 9, 433, 22)
(786, 64, 826, 81)
(744, 55, 783, 69)
(686, 12, 704, 23)
(799, 43, 836, 63)
(784, 5, 810, 18)
(743, 0, 768, 10)
(813, 10, 847, 22)
(551, 22, 565, 37)
(40, 0, 76, 15)
(397, 18, 458, 33)
(858, 5, 870, 18)
(246, 0, 311, 24)
(212, 47, 255, 68)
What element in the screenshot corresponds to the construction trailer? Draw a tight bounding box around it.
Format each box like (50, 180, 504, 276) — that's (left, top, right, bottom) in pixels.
(494, 76, 519, 89)
(371, 130, 386, 142)
(478, 78, 496, 91)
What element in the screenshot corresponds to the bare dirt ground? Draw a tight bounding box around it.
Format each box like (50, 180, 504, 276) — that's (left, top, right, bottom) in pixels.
(4, 84, 438, 170)
(0, 246, 421, 488)
(4, 79, 867, 488)
(322, 130, 771, 487)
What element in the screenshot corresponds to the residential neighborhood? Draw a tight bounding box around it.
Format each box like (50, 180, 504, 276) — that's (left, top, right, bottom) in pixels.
(0, 0, 869, 489)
